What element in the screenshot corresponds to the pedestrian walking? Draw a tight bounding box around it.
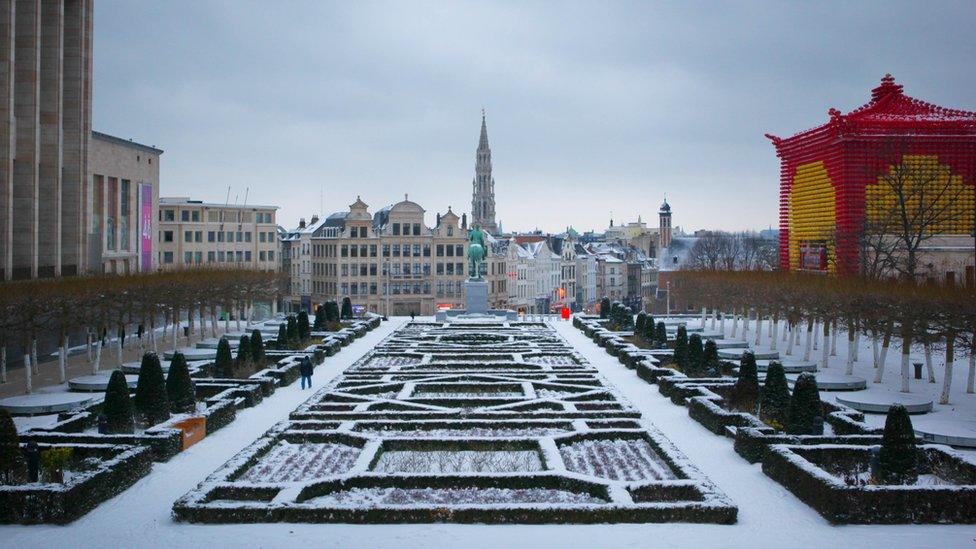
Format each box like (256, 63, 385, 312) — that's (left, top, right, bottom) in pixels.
(299, 356, 313, 390)
(410, 310, 415, 321)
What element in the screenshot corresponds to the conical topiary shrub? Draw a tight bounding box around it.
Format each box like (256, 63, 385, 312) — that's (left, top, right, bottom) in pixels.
(166, 352, 196, 414)
(599, 297, 611, 319)
(686, 334, 704, 376)
(341, 297, 353, 319)
(702, 339, 720, 376)
(0, 408, 21, 484)
(103, 370, 135, 434)
(250, 329, 265, 365)
(236, 334, 251, 371)
(643, 314, 656, 342)
(133, 352, 170, 426)
(786, 372, 822, 435)
(214, 338, 235, 378)
(277, 324, 288, 350)
(286, 316, 298, 342)
(673, 325, 688, 369)
(729, 351, 759, 412)
(655, 321, 667, 348)
(759, 362, 790, 430)
(312, 305, 326, 331)
(874, 404, 919, 485)
(326, 301, 340, 323)
(297, 310, 311, 341)
(635, 312, 646, 339)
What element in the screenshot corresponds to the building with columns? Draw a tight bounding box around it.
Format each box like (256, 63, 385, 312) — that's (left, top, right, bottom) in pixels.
(1, 0, 93, 280)
(471, 113, 498, 234)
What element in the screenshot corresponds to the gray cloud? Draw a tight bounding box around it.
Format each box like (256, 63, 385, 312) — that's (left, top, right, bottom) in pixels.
(93, 0, 976, 233)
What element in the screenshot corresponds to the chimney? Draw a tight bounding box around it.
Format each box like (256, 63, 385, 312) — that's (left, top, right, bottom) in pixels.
(310, 214, 319, 225)
(298, 217, 306, 229)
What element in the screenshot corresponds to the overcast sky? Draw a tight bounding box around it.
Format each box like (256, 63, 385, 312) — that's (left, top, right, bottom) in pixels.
(93, 1, 976, 234)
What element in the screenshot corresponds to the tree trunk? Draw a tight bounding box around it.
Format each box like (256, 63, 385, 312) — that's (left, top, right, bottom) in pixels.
(786, 322, 797, 356)
(719, 312, 726, 334)
(782, 320, 790, 342)
(23, 352, 32, 394)
(199, 305, 207, 339)
(31, 338, 38, 374)
(730, 309, 738, 339)
(770, 314, 779, 352)
(235, 303, 241, 331)
(86, 329, 93, 362)
(853, 331, 860, 362)
(754, 311, 763, 347)
(0, 345, 6, 384)
(172, 309, 180, 352)
(967, 341, 975, 394)
(845, 320, 856, 375)
(188, 312, 195, 347)
(58, 333, 68, 383)
(830, 321, 838, 356)
(92, 338, 103, 375)
(899, 324, 912, 393)
(802, 319, 814, 361)
(871, 330, 880, 368)
(742, 310, 750, 340)
(820, 320, 830, 370)
(150, 315, 158, 354)
(224, 305, 230, 333)
(923, 339, 936, 383)
(710, 310, 717, 330)
(940, 333, 954, 405)
(116, 326, 124, 366)
(247, 301, 254, 329)
(874, 323, 892, 383)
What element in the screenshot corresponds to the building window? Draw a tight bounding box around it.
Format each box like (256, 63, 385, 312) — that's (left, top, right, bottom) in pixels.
(392, 244, 400, 257)
(218, 251, 225, 262)
(163, 251, 173, 263)
(245, 251, 252, 261)
(195, 231, 203, 242)
(455, 244, 463, 256)
(340, 245, 348, 257)
(191, 211, 200, 222)
(350, 245, 358, 258)
(208, 231, 216, 242)
(392, 223, 400, 236)
(163, 209, 175, 221)
(268, 251, 274, 261)
(370, 245, 377, 257)
(413, 223, 421, 236)
(423, 244, 430, 257)
(207, 251, 215, 262)
(245, 232, 252, 242)
(163, 230, 174, 243)
(447, 226, 453, 236)
(436, 244, 444, 257)
(184, 251, 192, 263)
(181, 210, 190, 222)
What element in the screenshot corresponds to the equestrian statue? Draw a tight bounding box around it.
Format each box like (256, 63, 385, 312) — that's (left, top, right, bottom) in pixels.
(467, 225, 486, 279)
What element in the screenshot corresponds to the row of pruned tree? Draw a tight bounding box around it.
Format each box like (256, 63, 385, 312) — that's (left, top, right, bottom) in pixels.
(682, 231, 779, 271)
(0, 268, 283, 394)
(674, 270, 976, 404)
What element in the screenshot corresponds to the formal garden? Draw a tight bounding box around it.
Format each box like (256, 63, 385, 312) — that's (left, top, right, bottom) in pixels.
(173, 320, 737, 524)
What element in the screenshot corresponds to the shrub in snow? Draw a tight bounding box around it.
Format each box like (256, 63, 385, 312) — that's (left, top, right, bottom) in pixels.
(759, 362, 790, 430)
(134, 352, 170, 426)
(276, 324, 288, 350)
(40, 447, 72, 484)
(673, 325, 689, 368)
(654, 321, 667, 348)
(166, 352, 196, 414)
(0, 408, 20, 483)
(286, 316, 299, 343)
(702, 339, 720, 376)
(297, 310, 311, 340)
(642, 313, 656, 343)
(599, 296, 610, 319)
(250, 329, 265, 364)
(635, 312, 646, 338)
(103, 370, 135, 434)
(236, 334, 251, 370)
(214, 338, 235, 378)
(313, 305, 327, 331)
(874, 404, 918, 485)
(729, 351, 759, 412)
(341, 297, 353, 320)
(686, 334, 704, 376)
(786, 372, 822, 435)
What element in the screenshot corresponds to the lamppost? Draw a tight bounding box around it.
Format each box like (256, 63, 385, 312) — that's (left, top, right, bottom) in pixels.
(665, 280, 671, 317)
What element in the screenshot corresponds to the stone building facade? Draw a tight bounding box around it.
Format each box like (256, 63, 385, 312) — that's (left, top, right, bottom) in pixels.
(88, 131, 161, 274)
(291, 197, 470, 316)
(1, 0, 93, 280)
(156, 197, 279, 272)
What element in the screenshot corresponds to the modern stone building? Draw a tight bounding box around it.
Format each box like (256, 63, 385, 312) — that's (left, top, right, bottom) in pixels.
(156, 197, 279, 272)
(1, 0, 93, 280)
(471, 113, 498, 234)
(88, 131, 161, 274)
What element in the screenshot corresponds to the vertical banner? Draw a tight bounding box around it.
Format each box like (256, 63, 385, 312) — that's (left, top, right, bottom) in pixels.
(140, 183, 153, 271)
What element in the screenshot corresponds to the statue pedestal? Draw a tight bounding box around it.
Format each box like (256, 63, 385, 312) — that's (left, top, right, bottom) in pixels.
(464, 279, 489, 314)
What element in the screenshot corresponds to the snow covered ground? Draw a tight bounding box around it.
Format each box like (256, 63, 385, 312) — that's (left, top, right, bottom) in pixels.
(698, 315, 976, 443)
(2, 316, 973, 548)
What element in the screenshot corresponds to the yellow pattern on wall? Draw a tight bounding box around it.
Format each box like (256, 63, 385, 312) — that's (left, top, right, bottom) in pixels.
(789, 161, 836, 271)
(865, 155, 975, 235)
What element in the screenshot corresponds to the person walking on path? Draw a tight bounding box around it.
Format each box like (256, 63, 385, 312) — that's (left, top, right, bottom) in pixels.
(410, 311, 415, 321)
(299, 356, 313, 390)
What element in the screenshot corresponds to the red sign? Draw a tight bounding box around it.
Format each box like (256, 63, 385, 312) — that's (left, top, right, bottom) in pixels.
(561, 307, 570, 320)
(799, 243, 827, 271)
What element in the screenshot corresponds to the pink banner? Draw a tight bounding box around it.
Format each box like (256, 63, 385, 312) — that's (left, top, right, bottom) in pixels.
(141, 183, 153, 271)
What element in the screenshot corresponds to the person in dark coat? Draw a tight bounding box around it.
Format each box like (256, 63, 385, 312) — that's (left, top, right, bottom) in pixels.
(299, 356, 313, 390)
(24, 441, 40, 483)
(410, 311, 415, 321)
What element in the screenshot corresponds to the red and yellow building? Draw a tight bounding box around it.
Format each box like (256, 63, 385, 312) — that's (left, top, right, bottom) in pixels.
(767, 75, 976, 276)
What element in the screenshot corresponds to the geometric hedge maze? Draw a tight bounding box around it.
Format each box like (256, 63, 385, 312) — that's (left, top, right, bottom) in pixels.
(174, 321, 737, 524)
